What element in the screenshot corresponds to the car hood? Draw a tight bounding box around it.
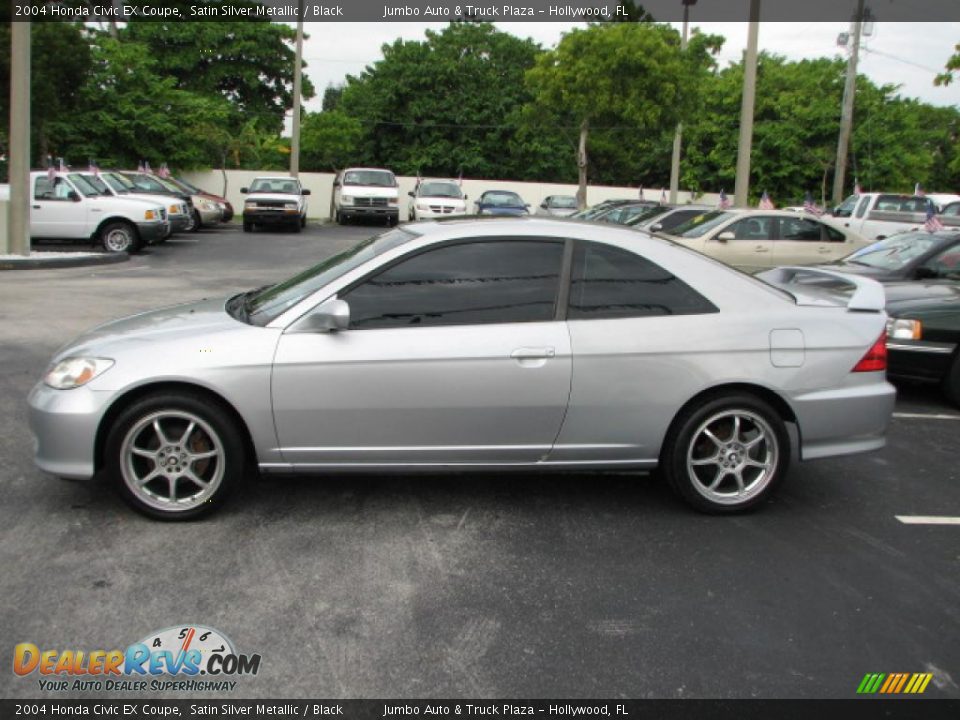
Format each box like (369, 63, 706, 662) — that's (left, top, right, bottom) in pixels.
(55, 297, 242, 360)
(482, 206, 528, 216)
(883, 281, 960, 310)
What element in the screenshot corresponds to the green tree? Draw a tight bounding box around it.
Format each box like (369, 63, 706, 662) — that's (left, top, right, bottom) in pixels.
(934, 42, 959, 85)
(338, 22, 546, 179)
(121, 20, 313, 135)
(526, 23, 700, 207)
(300, 111, 363, 172)
(0, 22, 91, 163)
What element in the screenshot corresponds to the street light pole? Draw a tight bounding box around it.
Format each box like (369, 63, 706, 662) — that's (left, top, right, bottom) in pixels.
(668, 0, 696, 205)
(733, 0, 760, 208)
(832, 0, 865, 206)
(290, 2, 305, 178)
(6, 21, 31, 256)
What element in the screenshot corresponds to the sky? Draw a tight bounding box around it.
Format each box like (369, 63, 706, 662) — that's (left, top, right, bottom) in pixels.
(293, 21, 960, 115)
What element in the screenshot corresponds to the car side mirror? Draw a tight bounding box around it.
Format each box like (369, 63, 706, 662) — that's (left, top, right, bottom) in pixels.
(68, 191, 81, 202)
(716, 231, 735, 243)
(240, 187, 248, 194)
(302, 189, 311, 196)
(914, 266, 938, 280)
(463, 195, 468, 201)
(289, 299, 350, 334)
(649, 222, 663, 232)
(540, 202, 547, 209)
(408, 191, 415, 197)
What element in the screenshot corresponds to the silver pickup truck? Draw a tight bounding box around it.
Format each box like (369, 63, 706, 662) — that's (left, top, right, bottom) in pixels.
(831, 192, 960, 241)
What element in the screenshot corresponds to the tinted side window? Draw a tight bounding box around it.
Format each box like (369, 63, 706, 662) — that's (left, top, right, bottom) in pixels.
(943, 203, 960, 217)
(854, 196, 871, 218)
(568, 242, 717, 319)
(824, 225, 846, 242)
(34, 177, 72, 201)
(779, 217, 823, 241)
(344, 240, 564, 330)
(659, 209, 700, 232)
(726, 216, 774, 240)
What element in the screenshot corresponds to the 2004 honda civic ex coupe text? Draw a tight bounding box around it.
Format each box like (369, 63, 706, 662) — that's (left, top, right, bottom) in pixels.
(28, 218, 896, 519)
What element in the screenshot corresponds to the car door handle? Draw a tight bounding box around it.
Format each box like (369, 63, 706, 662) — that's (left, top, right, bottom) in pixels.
(511, 347, 556, 360)
(817, 247, 832, 253)
(32, 205, 40, 209)
(754, 246, 770, 252)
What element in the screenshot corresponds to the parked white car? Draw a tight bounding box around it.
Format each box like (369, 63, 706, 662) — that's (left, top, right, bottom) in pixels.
(830, 192, 957, 241)
(660, 209, 869, 273)
(407, 179, 468, 221)
(333, 168, 399, 225)
(241, 176, 311, 232)
(97, 171, 192, 235)
(16, 171, 168, 253)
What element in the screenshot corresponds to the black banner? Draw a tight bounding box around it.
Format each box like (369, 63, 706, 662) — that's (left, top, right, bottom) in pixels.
(2, 700, 960, 720)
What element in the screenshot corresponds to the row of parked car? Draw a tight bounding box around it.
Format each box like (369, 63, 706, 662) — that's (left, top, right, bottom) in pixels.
(10, 168, 235, 253)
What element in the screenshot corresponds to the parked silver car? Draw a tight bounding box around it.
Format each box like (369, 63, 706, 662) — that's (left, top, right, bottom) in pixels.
(28, 219, 894, 519)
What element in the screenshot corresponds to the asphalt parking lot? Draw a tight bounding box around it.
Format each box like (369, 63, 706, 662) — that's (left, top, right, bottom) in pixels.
(1, 223, 958, 700)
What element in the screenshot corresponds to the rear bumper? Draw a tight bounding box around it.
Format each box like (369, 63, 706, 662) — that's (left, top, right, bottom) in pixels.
(791, 376, 897, 461)
(887, 341, 955, 384)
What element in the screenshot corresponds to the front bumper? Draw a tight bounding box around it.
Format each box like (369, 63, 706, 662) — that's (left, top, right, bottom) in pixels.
(168, 214, 190, 234)
(198, 207, 223, 226)
(340, 206, 399, 220)
(244, 208, 301, 226)
(887, 340, 956, 383)
(137, 221, 168, 245)
(220, 205, 234, 222)
(27, 381, 113, 480)
(412, 207, 467, 219)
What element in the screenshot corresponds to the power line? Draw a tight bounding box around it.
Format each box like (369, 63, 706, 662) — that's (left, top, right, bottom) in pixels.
(860, 46, 941, 75)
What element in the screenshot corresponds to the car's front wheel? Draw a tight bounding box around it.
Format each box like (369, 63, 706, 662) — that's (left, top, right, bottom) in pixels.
(100, 221, 141, 254)
(661, 393, 789, 513)
(105, 392, 245, 520)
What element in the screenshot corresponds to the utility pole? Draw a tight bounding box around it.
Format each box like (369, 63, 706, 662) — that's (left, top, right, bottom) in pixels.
(289, 1, 305, 177)
(733, 0, 760, 208)
(832, 0, 865, 206)
(668, 0, 696, 205)
(6, 21, 31, 256)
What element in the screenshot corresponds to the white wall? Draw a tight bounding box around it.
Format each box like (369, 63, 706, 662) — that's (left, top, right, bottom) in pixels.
(180, 169, 718, 222)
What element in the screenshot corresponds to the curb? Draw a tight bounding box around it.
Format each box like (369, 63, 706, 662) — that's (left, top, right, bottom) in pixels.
(0, 252, 130, 271)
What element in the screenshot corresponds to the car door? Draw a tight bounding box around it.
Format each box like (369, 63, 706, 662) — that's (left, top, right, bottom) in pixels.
(771, 215, 839, 265)
(550, 240, 719, 464)
(270, 238, 572, 466)
(31, 175, 87, 239)
(704, 216, 775, 271)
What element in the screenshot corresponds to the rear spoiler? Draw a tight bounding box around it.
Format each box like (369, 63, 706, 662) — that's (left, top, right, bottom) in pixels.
(756, 266, 886, 313)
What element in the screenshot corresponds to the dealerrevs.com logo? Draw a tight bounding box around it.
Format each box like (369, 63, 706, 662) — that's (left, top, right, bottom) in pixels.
(13, 625, 261, 693)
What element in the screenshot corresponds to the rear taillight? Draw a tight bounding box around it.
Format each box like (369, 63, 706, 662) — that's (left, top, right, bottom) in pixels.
(852, 332, 887, 373)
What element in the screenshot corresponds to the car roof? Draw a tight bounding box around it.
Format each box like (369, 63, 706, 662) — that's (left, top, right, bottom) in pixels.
(251, 175, 300, 181)
(342, 167, 395, 174)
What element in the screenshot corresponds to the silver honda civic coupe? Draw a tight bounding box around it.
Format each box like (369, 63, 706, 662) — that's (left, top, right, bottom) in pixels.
(28, 218, 895, 519)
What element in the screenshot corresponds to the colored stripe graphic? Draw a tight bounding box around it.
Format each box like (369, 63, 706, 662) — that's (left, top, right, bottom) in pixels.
(857, 672, 932, 694)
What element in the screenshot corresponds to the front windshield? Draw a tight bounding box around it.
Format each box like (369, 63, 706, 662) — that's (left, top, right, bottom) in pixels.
(842, 234, 941, 270)
(483, 192, 523, 207)
(103, 172, 135, 193)
(418, 182, 462, 199)
(833, 195, 858, 218)
(175, 176, 202, 194)
(343, 170, 396, 187)
(671, 211, 736, 238)
(249, 178, 300, 194)
(66, 173, 105, 197)
(125, 173, 171, 193)
(242, 228, 416, 326)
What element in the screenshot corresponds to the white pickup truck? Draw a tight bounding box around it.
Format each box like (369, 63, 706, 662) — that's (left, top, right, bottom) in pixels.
(240, 175, 311, 232)
(830, 192, 960, 241)
(332, 167, 399, 226)
(1, 171, 169, 253)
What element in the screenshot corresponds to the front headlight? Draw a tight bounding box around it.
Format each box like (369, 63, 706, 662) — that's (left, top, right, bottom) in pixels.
(244, 200, 256, 208)
(416, 202, 430, 211)
(388, 197, 398, 205)
(284, 202, 298, 209)
(341, 195, 354, 204)
(168, 204, 180, 215)
(44, 357, 114, 390)
(887, 318, 922, 340)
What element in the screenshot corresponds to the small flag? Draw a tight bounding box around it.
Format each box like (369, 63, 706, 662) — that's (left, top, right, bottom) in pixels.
(854, 178, 862, 196)
(158, 162, 170, 179)
(718, 189, 731, 209)
(89, 159, 100, 177)
(803, 191, 824, 216)
(925, 201, 944, 233)
(758, 190, 774, 210)
(138, 160, 145, 173)
(660, 188, 667, 204)
(639, 185, 645, 201)
(143, 160, 152, 174)
(46, 156, 56, 182)
(914, 182, 924, 197)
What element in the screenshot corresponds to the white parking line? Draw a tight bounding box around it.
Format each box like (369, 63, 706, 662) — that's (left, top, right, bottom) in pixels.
(895, 516, 960, 526)
(892, 412, 960, 421)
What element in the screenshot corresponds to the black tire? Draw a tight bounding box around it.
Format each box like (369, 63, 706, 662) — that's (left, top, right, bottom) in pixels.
(104, 391, 245, 520)
(242, 220, 252, 233)
(943, 354, 960, 408)
(660, 393, 789, 514)
(292, 219, 302, 233)
(99, 221, 141, 254)
(335, 209, 345, 225)
(300, 214, 307, 229)
(191, 210, 202, 233)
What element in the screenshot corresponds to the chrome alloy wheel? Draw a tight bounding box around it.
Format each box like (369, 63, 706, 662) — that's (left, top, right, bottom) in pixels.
(103, 226, 134, 253)
(119, 410, 225, 513)
(686, 409, 778, 505)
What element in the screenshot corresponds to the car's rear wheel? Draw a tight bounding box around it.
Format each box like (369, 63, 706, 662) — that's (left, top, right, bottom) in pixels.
(105, 392, 244, 520)
(661, 393, 789, 513)
(190, 210, 202, 233)
(300, 215, 307, 228)
(100, 221, 141, 254)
